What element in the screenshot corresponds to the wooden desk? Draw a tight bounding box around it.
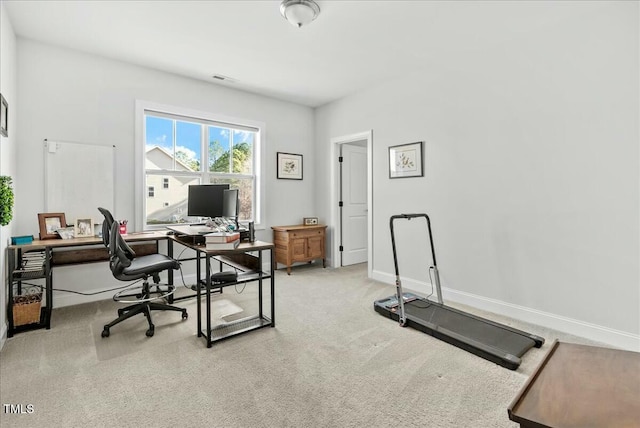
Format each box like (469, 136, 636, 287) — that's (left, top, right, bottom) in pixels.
(508, 340, 640, 428)
(6, 232, 169, 337)
(172, 236, 275, 348)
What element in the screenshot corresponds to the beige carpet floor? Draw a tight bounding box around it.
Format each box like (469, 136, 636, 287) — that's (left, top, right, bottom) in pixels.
(1, 263, 598, 428)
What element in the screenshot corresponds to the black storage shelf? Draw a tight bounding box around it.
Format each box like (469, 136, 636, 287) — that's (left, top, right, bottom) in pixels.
(12, 268, 47, 280)
(7, 248, 53, 337)
(206, 315, 272, 344)
(197, 270, 271, 289)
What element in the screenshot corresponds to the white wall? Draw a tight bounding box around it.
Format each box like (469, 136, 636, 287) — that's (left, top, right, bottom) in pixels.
(13, 39, 315, 307)
(315, 2, 639, 350)
(0, 2, 19, 347)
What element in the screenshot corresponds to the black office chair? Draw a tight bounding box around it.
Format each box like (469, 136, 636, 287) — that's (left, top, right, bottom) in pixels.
(97, 207, 115, 248)
(101, 221, 187, 338)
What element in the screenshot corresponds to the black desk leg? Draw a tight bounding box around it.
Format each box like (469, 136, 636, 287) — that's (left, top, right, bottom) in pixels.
(45, 247, 53, 329)
(206, 254, 212, 348)
(167, 239, 174, 304)
(196, 251, 202, 337)
(258, 250, 263, 320)
(270, 247, 275, 327)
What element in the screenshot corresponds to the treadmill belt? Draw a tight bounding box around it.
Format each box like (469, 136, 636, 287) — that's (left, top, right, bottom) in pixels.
(403, 300, 535, 357)
(374, 295, 543, 370)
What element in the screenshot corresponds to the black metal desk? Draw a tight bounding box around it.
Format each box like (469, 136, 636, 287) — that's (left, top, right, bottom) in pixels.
(171, 236, 275, 348)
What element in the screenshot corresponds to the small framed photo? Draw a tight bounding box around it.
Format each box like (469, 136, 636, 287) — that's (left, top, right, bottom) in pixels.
(303, 217, 318, 226)
(74, 218, 95, 238)
(38, 212, 67, 240)
(277, 152, 303, 180)
(0, 93, 7, 137)
(56, 227, 75, 240)
(389, 141, 424, 179)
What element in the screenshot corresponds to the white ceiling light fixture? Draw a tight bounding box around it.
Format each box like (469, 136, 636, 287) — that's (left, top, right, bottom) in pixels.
(280, 0, 320, 28)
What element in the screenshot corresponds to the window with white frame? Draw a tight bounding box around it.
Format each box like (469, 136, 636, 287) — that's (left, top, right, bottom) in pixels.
(141, 107, 261, 228)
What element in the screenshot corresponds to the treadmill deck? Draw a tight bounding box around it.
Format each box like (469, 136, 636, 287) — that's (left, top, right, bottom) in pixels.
(374, 293, 544, 370)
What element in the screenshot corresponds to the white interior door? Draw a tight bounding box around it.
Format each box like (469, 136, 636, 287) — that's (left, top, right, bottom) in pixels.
(341, 143, 368, 266)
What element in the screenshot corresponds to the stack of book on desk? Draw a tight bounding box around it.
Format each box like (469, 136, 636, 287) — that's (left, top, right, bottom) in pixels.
(204, 231, 240, 250)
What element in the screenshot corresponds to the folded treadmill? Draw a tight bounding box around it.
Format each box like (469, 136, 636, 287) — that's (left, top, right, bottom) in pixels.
(374, 214, 544, 370)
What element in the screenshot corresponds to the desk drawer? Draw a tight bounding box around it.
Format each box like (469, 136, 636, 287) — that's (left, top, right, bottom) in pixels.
(289, 229, 323, 239)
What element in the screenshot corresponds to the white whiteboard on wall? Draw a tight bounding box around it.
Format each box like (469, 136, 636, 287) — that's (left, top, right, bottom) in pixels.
(44, 139, 115, 225)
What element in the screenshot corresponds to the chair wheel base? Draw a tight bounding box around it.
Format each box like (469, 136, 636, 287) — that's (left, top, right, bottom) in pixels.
(146, 325, 155, 337)
(102, 327, 110, 338)
(182, 310, 188, 320)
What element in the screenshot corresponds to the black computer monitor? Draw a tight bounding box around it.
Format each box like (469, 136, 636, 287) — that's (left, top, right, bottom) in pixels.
(222, 189, 239, 228)
(187, 184, 230, 219)
(222, 189, 239, 218)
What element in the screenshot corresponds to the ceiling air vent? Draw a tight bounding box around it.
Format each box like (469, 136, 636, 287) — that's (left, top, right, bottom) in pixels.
(212, 74, 236, 83)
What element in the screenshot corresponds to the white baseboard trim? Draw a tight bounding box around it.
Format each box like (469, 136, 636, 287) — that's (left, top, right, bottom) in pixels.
(51, 268, 271, 308)
(371, 269, 640, 352)
(46, 258, 275, 309)
(54, 287, 124, 308)
(53, 275, 178, 308)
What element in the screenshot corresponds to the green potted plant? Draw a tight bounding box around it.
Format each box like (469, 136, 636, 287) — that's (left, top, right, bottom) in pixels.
(0, 175, 14, 226)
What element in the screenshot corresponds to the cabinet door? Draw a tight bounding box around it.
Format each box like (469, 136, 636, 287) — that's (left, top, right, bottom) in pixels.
(307, 236, 324, 259)
(291, 238, 307, 262)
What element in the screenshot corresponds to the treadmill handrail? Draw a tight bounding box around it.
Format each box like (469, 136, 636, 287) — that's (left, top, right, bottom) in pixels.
(390, 213, 441, 325)
(389, 214, 438, 269)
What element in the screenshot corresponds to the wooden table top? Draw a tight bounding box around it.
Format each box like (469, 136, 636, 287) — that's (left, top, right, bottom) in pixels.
(171, 237, 274, 254)
(9, 230, 169, 250)
(508, 340, 640, 428)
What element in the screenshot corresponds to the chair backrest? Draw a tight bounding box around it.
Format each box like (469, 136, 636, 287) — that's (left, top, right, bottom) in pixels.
(98, 207, 115, 248)
(109, 221, 136, 275)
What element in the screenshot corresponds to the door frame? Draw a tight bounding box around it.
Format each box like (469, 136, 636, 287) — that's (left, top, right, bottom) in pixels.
(330, 130, 373, 278)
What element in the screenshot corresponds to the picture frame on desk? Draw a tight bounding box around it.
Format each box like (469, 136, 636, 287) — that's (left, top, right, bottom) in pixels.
(56, 227, 75, 240)
(38, 212, 67, 240)
(303, 217, 318, 226)
(74, 218, 94, 238)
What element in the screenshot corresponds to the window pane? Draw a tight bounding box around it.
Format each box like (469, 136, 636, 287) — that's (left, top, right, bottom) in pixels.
(209, 177, 254, 222)
(145, 116, 174, 170)
(233, 130, 254, 174)
(146, 174, 200, 225)
(208, 126, 231, 172)
(143, 107, 261, 229)
(176, 121, 201, 172)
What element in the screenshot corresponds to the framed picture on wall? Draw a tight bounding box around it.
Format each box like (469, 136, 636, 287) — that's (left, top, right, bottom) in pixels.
(37, 212, 67, 240)
(0, 93, 8, 137)
(277, 152, 303, 180)
(389, 141, 424, 179)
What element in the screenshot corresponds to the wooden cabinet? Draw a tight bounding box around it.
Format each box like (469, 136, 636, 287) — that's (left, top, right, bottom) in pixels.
(272, 224, 327, 274)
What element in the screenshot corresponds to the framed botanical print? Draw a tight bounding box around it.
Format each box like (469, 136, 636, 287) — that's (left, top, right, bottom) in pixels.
(389, 141, 424, 179)
(277, 152, 303, 180)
